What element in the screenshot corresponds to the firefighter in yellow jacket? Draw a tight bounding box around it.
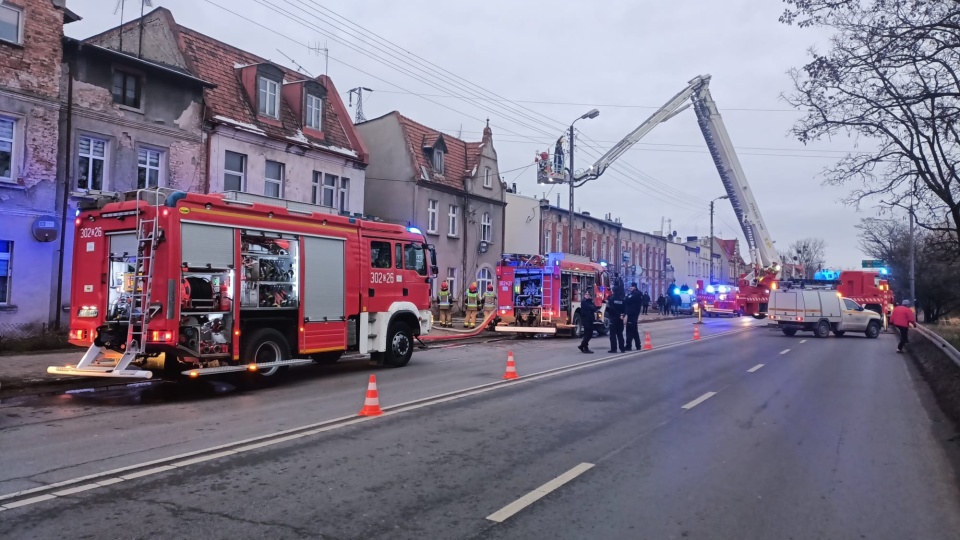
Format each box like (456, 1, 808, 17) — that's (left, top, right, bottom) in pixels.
(482, 283, 497, 326)
(437, 281, 452, 327)
(464, 282, 479, 328)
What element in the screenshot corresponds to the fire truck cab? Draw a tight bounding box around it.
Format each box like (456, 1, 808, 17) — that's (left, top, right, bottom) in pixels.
(50, 189, 437, 380)
(494, 253, 610, 337)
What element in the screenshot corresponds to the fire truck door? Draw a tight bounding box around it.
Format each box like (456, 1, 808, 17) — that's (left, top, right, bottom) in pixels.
(302, 236, 346, 352)
(400, 242, 430, 310)
(367, 240, 398, 313)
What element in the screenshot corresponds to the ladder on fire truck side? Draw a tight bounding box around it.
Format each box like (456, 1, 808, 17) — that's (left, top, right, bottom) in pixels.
(541, 275, 554, 325)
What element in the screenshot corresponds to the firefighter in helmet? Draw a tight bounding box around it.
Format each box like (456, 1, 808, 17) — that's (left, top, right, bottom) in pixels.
(437, 281, 452, 327)
(482, 283, 497, 327)
(465, 282, 480, 328)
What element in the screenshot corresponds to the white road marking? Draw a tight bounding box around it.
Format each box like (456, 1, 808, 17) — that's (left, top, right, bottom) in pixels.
(486, 463, 594, 523)
(52, 484, 100, 497)
(747, 364, 764, 373)
(681, 392, 717, 410)
(799, 340, 807, 344)
(780, 349, 791, 355)
(0, 326, 755, 511)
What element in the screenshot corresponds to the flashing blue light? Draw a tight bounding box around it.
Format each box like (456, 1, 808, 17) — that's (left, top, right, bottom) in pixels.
(75, 209, 81, 217)
(706, 285, 715, 294)
(672, 287, 680, 295)
(879, 268, 888, 275)
(599, 261, 608, 267)
(718, 285, 727, 293)
(408, 227, 423, 235)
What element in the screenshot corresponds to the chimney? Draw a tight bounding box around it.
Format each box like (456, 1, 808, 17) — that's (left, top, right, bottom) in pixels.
(512, 182, 517, 193)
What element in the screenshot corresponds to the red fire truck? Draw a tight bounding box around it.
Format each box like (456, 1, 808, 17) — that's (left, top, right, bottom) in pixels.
(776, 270, 894, 317)
(694, 280, 741, 317)
(493, 253, 611, 337)
(49, 189, 437, 380)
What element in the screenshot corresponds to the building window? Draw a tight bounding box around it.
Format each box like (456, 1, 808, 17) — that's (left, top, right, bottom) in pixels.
(0, 5, 23, 45)
(592, 238, 598, 260)
(446, 268, 457, 298)
(258, 76, 280, 118)
(544, 229, 551, 253)
(477, 267, 493, 294)
(224, 150, 246, 191)
(137, 148, 163, 189)
(448, 204, 458, 237)
(305, 94, 322, 130)
(77, 136, 107, 190)
(0, 240, 10, 304)
(480, 212, 492, 242)
(433, 149, 445, 174)
(112, 69, 142, 109)
(0, 116, 14, 184)
(601, 241, 606, 262)
(316, 173, 335, 207)
(338, 177, 350, 213)
(483, 166, 492, 188)
(264, 160, 284, 198)
(580, 236, 586, 257)
(427, 200, 438, 234)
(557, 230, 563, 253)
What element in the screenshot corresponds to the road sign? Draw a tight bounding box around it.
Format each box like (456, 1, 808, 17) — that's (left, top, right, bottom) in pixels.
(862, 259, 886, 268)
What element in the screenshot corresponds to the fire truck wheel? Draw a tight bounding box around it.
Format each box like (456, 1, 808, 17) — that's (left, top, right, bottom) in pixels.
(782, 327, 798, 337)
(242, 328, 291, 376)
(384, 322, 413, 368)
(814, 320, 831, 338)
(865, 321, 881, 339)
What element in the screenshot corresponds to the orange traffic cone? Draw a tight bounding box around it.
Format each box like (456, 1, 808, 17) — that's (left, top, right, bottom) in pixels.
(693, 326, 700, 341)
(643, 331, 653, 350)
(503, 351, 519, 380)
(358, 374, 383, 416)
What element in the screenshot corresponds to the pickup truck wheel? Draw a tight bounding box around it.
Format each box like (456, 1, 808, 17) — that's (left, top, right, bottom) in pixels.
(814, 320, 831, 338)
(782, 328, 798, 337)
(865, 321, 881, 339)
(833, 330, 846, 337)
(242, 328, 290, 376)
(384, 322, 413, 368)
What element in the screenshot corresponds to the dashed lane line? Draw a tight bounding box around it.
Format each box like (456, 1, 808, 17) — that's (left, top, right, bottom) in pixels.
(799, 340, 807, 344)
(486, 463, 595, 523)
(747, 364, 765, 373)
(681, 392, 717, 410)
(780, 349, 791, 355)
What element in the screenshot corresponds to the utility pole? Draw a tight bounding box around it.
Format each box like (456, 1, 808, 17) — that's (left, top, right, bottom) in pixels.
(348, 87, 372, 123)
(909, 189, 916, 309)
(568, 123, 575, 254)
(709, 195, 728, 284)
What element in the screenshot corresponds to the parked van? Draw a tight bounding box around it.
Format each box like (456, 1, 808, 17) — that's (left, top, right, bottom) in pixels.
(769, 289, 883, 339)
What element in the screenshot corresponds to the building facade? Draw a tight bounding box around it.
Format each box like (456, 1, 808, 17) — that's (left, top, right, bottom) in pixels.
(356, 113, 505, 309)
(0, 0, 79, 331)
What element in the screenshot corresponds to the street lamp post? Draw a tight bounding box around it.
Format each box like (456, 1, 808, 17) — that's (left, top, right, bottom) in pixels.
(709, 195, 728, 284)
(567, 109, 600, 254)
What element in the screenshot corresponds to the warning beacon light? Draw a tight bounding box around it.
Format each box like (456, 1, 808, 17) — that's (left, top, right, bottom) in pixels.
(408, 227, 423, 235)
(706, 285, 715, 294)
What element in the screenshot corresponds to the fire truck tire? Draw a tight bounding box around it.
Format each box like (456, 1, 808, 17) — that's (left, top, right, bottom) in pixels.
(242, 328, 290, 376)
(782, 328, 798, 337)
(814, 320, 831, 338)
(865, 321, 881, 339)
(383, 322, 413, 368)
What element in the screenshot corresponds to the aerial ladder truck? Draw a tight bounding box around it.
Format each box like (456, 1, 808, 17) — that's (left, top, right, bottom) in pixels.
(571, 74, 782, 318)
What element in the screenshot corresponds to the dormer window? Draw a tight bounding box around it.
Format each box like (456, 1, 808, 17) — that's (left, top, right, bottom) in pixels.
(258, 76, 280, 118)
(305, 94, 322, 130)
(433, 148, 444, 174)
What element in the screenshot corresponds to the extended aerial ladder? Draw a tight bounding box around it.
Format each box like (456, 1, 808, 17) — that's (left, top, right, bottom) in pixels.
(574, 75, 779, 279)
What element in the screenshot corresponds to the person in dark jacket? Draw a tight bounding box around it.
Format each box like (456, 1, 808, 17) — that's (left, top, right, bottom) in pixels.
(606, 285, 626, 353)
(578, 291, 598, 353)
(623, 283, 643, 350)
(641, 292, 650, 315)
(657, 294, 666, 314)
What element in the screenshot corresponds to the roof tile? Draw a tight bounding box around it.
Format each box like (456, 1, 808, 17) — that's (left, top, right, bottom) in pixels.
(393, 112, 485, 190)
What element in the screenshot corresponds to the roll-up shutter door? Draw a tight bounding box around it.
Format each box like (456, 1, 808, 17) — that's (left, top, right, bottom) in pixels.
(181, 223, 235, 269)
(303, 236, 345, 321)
(108, 233, 138, 257)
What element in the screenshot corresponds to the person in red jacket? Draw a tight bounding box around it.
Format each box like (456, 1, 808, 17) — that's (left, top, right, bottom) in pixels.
(891, 300, 918, 353)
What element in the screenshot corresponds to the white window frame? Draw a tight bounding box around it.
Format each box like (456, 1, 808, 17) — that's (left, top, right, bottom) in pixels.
(223, 150, 246, 192)
(580, 236, 586, 257)
(0, 4, 23, 46)
(137, 147, 164, 189)
(427, 200, 438, 234)
(77, 135, 108, 191)
(556, 230, 563, 253)
(446, 268, 457, 298)
(433, 148, 445, 174)
(264, 160, 284, 198)
(592, 238, 598, 260)
(447, 204, 459, 237)
(338, 177, 350, 213)
(477, 267, 493, 295)
(483, 166, 492, 188)
(0, 116, 16, 184)
(600, 241, 606, 262)
(305, 93, 323, 130)
(0, 239, 11, 305)
(544, 228, 551, 253)
(258, 76, 280, 119)
(480, 212, 492, 243)
(319, 173, 338, 208)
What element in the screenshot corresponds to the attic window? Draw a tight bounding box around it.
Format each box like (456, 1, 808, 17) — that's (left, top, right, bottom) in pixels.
(305, 94, 322, 130)
(258, 76, 280, 119)
(433, 148, 444, 174)
(112, 69, 142, 109)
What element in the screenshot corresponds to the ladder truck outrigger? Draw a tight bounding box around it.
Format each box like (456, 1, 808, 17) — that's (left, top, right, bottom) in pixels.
(50, 188, 437, 380)
(569, 74, 781, 318)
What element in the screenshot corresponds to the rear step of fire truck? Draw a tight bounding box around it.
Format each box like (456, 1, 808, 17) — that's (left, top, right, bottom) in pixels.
(48, 189, 161, 379)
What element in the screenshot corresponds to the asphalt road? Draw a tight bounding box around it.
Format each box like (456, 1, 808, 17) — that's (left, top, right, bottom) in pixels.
(2, 317, 959, 539)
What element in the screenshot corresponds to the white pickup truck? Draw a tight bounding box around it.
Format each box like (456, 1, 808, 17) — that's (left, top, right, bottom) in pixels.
(769, 289, 883, 339)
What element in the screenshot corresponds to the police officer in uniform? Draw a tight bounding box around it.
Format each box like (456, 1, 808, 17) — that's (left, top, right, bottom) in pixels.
(437, 282, 452, 327)
(482, 284, 497, 327)
(623, 282, 643, 350)
(606, 283, 626, 353)
(578, 291, 597, 354)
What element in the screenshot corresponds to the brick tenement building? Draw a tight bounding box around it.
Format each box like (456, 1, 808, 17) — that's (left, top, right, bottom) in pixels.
(0, 0, 80, 330)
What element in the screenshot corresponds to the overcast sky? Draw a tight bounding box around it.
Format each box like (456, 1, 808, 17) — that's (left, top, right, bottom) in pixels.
(67, 0, 887, 269)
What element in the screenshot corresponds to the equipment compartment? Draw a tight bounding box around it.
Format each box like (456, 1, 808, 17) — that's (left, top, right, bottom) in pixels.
(240, 232, 300, 309)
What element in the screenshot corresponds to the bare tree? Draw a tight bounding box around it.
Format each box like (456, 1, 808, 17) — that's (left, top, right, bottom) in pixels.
(781, 0, 960, 256)
(787, 237, 828, 279)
